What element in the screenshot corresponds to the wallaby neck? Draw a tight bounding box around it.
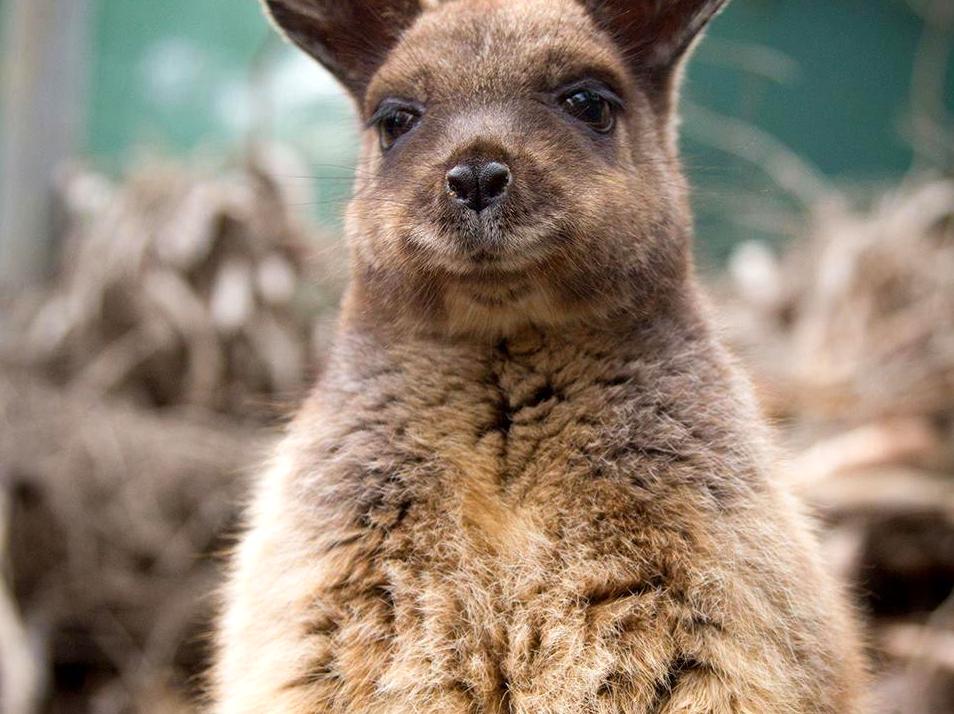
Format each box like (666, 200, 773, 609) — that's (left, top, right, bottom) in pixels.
(327, 280, 712, 391)
(339, 252, 698, 346)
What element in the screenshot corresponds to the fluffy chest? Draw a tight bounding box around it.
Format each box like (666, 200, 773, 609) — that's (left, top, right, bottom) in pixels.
(316, 331, 731, 571)
(317, 343, 716, 611)
(274, 331, 755, 710)
(302, 389, 716, 712)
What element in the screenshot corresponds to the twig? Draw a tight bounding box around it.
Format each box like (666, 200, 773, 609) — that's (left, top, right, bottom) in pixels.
(0, 485, 46, 714)
(683, 101, 840, 208)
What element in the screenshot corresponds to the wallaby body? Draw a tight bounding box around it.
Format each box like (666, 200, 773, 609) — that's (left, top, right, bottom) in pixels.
(213, 1, 867, 712)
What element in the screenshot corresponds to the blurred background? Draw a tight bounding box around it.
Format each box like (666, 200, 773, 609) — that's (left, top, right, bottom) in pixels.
(0, 0, 952, 712)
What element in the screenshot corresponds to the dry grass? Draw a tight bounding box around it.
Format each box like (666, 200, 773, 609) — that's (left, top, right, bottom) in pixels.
(5, 147, 345, 418)
(0, 369, 264, 713)
(0, 148, 343, 713)
(718, 178, 954, 713)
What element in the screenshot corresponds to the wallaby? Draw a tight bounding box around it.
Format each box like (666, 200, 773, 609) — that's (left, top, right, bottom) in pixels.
(212, 1, 867, 711)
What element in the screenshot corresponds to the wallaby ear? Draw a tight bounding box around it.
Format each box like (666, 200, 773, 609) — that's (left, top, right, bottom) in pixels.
(582, 0, 729, 93)
(262, 0, 424, 98)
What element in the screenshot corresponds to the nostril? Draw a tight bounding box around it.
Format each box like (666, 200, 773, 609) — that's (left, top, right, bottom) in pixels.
(446, 160, 512, 212)
(446, 164, 478, 207)
(479, 162, 511, 202)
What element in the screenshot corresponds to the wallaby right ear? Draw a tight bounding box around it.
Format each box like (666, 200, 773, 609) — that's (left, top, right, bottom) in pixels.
(262, 0, 424, 98)
(580, 0, 729, 100)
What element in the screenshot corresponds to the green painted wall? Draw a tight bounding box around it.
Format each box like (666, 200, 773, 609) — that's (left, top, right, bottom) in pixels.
(695, 0, 927, 177)
(89, 0, 268, 159)
(684, 0, 951, 259)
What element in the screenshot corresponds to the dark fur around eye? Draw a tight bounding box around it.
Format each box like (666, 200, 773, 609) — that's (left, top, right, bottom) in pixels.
(371, 100, 423, 150)
(560, 89, 615, 133)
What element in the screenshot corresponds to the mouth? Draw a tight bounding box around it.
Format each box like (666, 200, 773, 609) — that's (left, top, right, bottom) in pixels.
(450, 208, 508, 249)
(403, 188, 575, 279)
(405, 223, 528, 273)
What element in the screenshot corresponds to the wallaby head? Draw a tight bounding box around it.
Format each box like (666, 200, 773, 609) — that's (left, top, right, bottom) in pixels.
(264, 0, 728, 336)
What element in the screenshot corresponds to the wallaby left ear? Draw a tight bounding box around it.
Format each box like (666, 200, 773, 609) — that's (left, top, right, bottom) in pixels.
(262, 0, 425, 99)
(581, 0, 730, 93)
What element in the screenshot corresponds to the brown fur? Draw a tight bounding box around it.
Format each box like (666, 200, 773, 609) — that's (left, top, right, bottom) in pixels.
(212, 1, 868, 711)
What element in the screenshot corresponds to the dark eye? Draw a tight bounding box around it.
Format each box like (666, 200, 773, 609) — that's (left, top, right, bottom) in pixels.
(378, 108, 420, 150)
(560, 89, 615, 133)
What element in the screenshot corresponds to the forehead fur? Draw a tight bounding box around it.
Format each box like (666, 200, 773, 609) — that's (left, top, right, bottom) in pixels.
(366, 0, 628, 112)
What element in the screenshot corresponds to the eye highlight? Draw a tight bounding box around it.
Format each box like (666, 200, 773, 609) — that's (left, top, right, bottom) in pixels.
(559, 86, 618, 134)
(372, 101, 422, 150)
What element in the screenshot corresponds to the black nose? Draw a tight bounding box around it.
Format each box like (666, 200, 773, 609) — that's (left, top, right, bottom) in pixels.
(446, 161, 511, 213)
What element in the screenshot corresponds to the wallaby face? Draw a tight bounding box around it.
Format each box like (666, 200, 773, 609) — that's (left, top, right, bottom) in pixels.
(267, 0, 725, 335)
(214, 3, 868, 712)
